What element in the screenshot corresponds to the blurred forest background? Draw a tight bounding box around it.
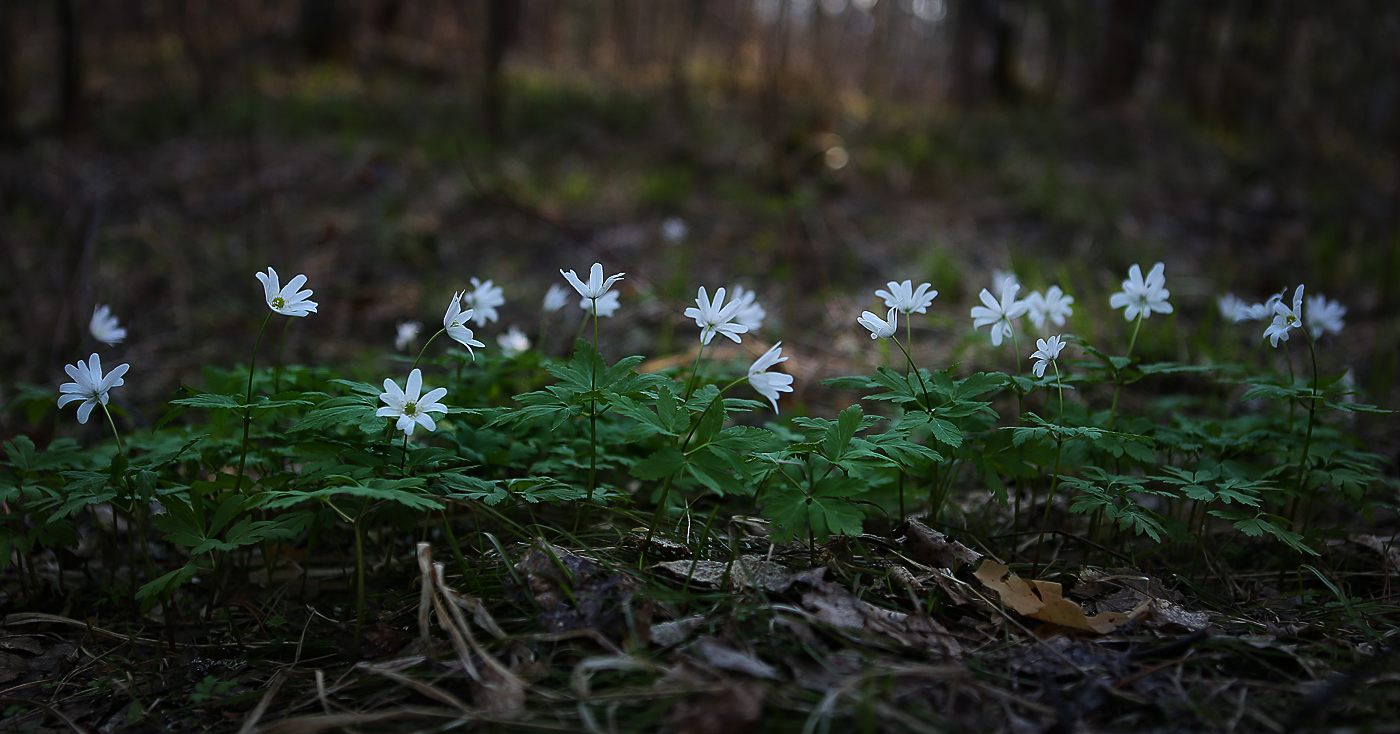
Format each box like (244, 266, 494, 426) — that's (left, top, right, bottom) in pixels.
(2, 0, 1399, 429)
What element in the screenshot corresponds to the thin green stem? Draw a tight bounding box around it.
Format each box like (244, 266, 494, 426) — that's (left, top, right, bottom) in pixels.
(1294, 332, 1320, 532)
(409, 329, 445, 375)
(891, 336, 932, 412)
(1107, 313, 1144, 429)
(352, 496, 372, 659)
(236, 311, 275, 494)
(273, 316, 291, 393)
(1031, 361, 1065, 578)
(101, 402, 125, 455)
(586, 306, 600, 504)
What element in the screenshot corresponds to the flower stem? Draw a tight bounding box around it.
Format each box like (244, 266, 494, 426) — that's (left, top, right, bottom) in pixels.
(101, 402, 125, 455)
(409, 329, 444, 375)
(1107, 312, 1144, 429)
(235, 311, 274, 494)
(586, 307, 600, 504)
(1293, 331, 1320, 532)
(1031, 361, 1065, 578)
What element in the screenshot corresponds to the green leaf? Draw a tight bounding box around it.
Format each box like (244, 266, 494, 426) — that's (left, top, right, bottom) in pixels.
(291, 396, 383, 434)
(171, 392, 243, 410)
(631, 445, 687, 480)
(136, 562, 198, 602)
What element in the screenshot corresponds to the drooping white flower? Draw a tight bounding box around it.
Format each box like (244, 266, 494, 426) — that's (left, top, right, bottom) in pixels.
(442, 292, 485, 357)
(255, 267, 318, 317)
(561, 262, 624, 300)
(730, 285, 767, 332)
(661, 217, 689, 243)
(581, 290, 621, 318)
(970, 281, 1029, 347)
(89, 305, 127, 346)
(395, 321, 422, 352)
(1264, 285, 1304, 347)
(1109, 262, 1172, 321)
(497, 325, 530, 357)
(461, 278, 504, 326)
(1217, 293, 1254, 323)
(543, 283, 571, 313)
(874, 280, 938, 315)
(747, 342, 794, 412)
(1305, 293, 1346, 337)
(1024, 285, 1074, 329)
(685, 286, 749, 345)
(858, 306, 898, 339)
(376, 368, 449, 436)
(1030, 335, 1066, 378)
(57, 353, 129, 424)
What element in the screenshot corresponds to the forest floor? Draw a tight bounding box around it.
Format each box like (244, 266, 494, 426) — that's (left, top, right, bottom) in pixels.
(2, 65, 1399, 733)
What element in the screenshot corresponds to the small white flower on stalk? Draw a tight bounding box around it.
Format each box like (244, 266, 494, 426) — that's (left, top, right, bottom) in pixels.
(394, 321, 421, 352)
(543, 283, 571, 313)
(1024, 285, 1074, 329)
(661, 217, 689, 243)
(57, 353, 129, 424)
(1217, 293, 1254, 323)
(1305, 293, 1346, 337)
(442, 292, 485, 357)
(1109, 262, 1172, 321)
(970, 281, 1029, 347)
(561, 262, 624, 300)
(1246, 292, 1283, 321)
(581, 290, 621, 318)
(747, 342, 794, 412)
(89, 305, 127, 346)
(497, 325, 530, 357)
(1264, 285, 1305, 347)
(685, 286, 749, 345)
(1030, 335, 1067, 378)
(377, 368, 449, 437)
(875, 280, 938, 315)
(730, 285, 767, 332)
(858, 306, 899, 339)
(255, 267, 318, 317)
(461, 278, 504, 326)
(992, 269, 1019, 292)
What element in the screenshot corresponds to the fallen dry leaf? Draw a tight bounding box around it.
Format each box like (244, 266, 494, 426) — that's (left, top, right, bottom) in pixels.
(898, 520, 983, 569)
(975, 561, 1137, 634)
(793, 569, 963, 657)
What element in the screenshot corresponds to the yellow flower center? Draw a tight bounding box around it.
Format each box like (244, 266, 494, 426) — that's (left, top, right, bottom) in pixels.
(405, 402, 418, 416)
(272, 296, 286, 309)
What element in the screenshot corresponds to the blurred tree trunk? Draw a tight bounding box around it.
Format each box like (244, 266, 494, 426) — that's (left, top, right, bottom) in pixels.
(951, 0, 1020, 105)
(1089, 0, 1159, 105)
(483, 0, 521, 144)
(0, 0, 13, 141)
(299, 0, 353, 62)
(56, 0, 81, 132)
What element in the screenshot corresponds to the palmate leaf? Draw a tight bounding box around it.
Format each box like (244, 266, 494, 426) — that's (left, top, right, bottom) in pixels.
(291, 395, 383, 434)
(263, 478, 440, 513)
(762, 476, 866, 544)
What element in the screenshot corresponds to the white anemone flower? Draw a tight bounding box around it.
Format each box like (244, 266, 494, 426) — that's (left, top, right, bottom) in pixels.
(1305, 293, 1346, 337)
(730, 285, 767, 332)
(442, 292, 485, 357)
(992, 269, 1020, 292)
(858, 306, 899, 339)
(1109, 262, 1172, 321)
(394, 321, 421, 352)
(377, 369, 449, 437)
(497, 325, 531, 357)
(874, 280, 938, 315)
(89, 305, 127, 346)
(1245, 292, 1283, 321)
(561, 262, 624, 300)
(57, 353, 129, 424)
(1024, 285, 1074, 328)
(543, 283, 571, 313)
(970, 281, 1029, 347)
(1030, 335, 1067, 378)
(1264, 285, 1304, 347)
(685, 286, 749, 345)
(255, 267, 318, 317)
(748, 342, 795, 412)
(1217, 293, 1254, 323)
(462, 278, 504, 326)
(581, 290, 621, 318)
